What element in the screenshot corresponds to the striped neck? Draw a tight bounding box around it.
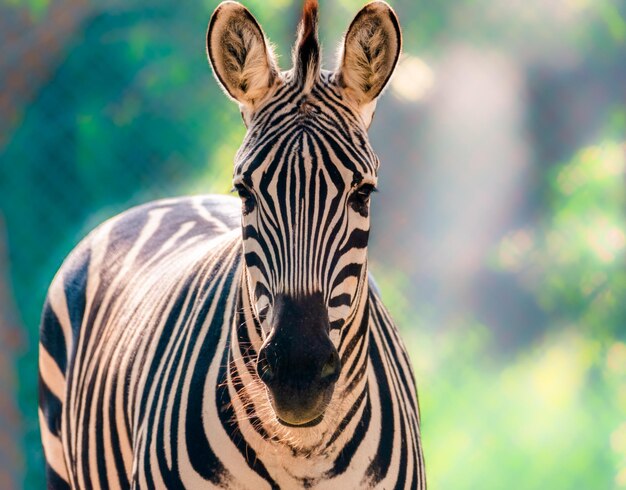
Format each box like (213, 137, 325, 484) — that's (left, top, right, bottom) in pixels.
(225, 261, 371, 455)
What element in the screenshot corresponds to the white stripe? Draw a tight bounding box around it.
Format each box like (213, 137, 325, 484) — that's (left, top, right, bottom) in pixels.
(39, 344, 65, 400)
(39, 408, 69, 482)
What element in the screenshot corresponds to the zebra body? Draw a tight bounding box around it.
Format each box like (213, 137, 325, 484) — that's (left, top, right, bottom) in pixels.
(40, 196, 423, 488)
(40, 1, 425, 488)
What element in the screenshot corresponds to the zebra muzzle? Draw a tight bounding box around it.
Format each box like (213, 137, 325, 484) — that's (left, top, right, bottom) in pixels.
(256, 293, 341, 426)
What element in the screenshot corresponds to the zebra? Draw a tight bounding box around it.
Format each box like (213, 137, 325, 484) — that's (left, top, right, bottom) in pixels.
(38, 0, 426, 488)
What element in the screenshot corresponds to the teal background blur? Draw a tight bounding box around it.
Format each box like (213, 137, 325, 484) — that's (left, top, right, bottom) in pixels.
(0, 0, 625, 488)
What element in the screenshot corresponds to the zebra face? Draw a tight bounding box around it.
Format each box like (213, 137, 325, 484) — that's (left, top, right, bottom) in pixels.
(208, 0, 401, 426)
(232, 80, 378, 332)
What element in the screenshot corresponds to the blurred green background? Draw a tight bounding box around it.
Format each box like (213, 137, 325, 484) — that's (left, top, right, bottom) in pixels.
(0, 0, 625, 488)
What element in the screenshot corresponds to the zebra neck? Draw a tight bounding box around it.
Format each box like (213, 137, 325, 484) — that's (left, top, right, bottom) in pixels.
(334, 267, 371, 402)
(224, 266, 371, 453)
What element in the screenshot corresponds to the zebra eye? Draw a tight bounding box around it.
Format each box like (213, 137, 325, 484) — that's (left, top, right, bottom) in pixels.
(233, 183, 256, 214)
(352, 184, 377, 204)
(349, 183, 377, 215)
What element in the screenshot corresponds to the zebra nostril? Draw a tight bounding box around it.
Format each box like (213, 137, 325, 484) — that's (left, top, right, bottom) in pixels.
(256, 348, 275, 385)
(320, 350, 340, 383)
(257, 303, 270, 322)
(261, 363, 274, 383)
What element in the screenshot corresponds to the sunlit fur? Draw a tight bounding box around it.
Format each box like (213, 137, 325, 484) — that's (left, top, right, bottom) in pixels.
(336, 1, 402, 107)
(206, 2, 279, 108)
(38, 1, 425, 488)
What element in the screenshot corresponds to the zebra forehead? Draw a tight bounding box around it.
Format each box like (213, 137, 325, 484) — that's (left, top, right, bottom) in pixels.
(234, 119, 379, 181)
(235, 130, 377, 184)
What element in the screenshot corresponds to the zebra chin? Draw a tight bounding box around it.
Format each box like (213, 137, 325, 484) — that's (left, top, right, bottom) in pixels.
(267, 383, 336, 427)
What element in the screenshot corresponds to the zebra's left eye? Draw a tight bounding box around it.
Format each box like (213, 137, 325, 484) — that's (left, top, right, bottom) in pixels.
(352, 183, 377, 204)
(349, 183, 377, 215)
(233, 183, 256, 214)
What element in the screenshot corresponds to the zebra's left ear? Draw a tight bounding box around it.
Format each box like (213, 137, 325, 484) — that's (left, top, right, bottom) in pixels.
(335, 1, 401, 127)
(207, 2, 279, 114)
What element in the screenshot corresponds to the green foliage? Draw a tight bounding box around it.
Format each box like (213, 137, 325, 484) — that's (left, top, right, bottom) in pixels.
(2, 0, 50, 19)
(2, 3, 238, 487)
(375, 129, 626, 488)
(422, 326, 620, 489)
(495, 141, 626, 337)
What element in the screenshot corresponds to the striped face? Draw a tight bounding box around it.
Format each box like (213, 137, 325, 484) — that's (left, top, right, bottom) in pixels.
(208, 0, 401, 425)
(233, 74, 378, 332)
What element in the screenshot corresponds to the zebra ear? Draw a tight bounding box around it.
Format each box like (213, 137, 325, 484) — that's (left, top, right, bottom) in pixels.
(335, 1, 401, 125)
(207, 1, 279, 111)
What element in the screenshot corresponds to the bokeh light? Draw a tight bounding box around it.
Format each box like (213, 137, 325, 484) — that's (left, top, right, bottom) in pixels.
(390, 55, 435, 102)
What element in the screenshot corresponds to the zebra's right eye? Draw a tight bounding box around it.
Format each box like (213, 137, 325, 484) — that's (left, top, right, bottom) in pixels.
(233, 183, 256, 214)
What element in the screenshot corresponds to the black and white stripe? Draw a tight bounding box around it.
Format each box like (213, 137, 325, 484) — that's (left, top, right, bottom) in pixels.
(39, 1, 425, 488)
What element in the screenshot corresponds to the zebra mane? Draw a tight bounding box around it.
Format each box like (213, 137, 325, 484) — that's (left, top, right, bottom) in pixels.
(293, 0, 320, 92)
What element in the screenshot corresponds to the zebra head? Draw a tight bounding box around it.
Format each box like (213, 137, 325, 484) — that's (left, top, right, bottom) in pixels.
(207, 0, 401, 427)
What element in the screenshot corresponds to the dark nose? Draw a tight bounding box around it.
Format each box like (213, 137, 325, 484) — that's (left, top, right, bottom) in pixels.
(257, 338, 340, 386)
(255, 293, 341, 424)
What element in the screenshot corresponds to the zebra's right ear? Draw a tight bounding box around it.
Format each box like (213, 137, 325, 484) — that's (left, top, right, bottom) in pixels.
(207, 2, 279, 111)
(335, 1, 401, 127)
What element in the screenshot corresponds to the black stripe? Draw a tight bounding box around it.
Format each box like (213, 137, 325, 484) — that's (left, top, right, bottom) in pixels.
(365, 335, 395, 483)
(40, 302, 67, 373)
(38, 376, 63, 436)
(325, 386, 372, 477)
(46, 464, 70, 490)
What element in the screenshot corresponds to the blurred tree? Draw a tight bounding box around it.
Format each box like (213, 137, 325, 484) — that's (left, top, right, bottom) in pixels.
(496, 140, 626, 338)
(0, 215, 23, 489)
(1, 2, 241, 486)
